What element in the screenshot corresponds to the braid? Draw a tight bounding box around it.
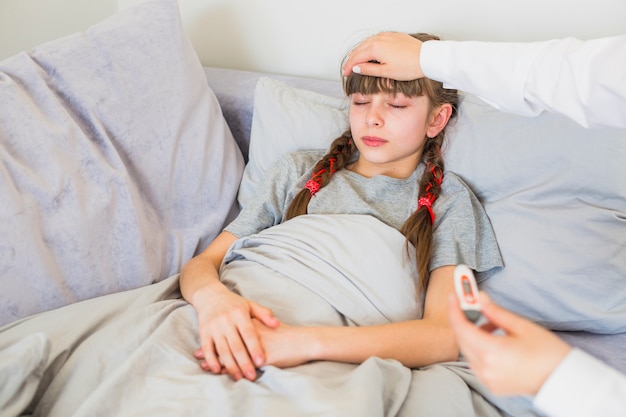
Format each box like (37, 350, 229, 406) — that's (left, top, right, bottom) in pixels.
(285, 131, 356, 220)
(400, 136, 446, 292)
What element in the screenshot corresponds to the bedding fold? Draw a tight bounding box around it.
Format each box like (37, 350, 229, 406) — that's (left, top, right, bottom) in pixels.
(221, 214, 423, 327)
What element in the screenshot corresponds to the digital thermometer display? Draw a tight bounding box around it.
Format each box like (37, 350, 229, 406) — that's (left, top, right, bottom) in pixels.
(454, 264, 485, 325)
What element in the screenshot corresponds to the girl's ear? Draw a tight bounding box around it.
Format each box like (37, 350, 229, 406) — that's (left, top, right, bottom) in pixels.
(426, 103, 453, 138)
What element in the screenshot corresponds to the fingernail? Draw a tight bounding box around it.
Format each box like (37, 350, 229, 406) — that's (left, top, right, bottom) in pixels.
(352, 65, 361, 74)
(254, 356, 264, 366)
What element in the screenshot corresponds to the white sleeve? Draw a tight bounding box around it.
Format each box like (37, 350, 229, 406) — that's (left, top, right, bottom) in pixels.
(532, 348, 626, 417)
(420, 35, 626, 128)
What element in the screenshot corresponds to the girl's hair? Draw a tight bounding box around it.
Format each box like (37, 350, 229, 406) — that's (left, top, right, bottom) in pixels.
(285, 33, 459, 292)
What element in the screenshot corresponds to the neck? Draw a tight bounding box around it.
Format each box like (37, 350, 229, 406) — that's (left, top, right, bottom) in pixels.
(348, 155, 421, 179)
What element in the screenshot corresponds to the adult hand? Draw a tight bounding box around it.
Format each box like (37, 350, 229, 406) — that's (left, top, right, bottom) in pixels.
(342, 32, 424, 81)
(448, 292, 571, 396)
(193, 285, 280, 381)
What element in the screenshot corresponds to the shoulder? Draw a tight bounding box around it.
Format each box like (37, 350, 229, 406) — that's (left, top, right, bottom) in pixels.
(432, 170, 503, 271)
(264, 149, 325, 177)
(271, 149, 326, 166)
(441, 170, 476, 198)
(437, 170, 485, 218)
(284, 149, 327, 164)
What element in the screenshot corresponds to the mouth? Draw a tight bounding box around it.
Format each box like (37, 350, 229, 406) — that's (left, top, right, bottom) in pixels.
(361, 136, 387, 147)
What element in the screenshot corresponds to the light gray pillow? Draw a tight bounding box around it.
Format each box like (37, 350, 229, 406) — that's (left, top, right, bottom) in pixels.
(0, 0, 244, 325)
(445, 94, 626, 333)
(243, 77, 626, 333)
(238, 77, 348, 207)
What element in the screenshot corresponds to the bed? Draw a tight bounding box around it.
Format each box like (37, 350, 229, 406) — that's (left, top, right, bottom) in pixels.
(1, 0, 625, 416)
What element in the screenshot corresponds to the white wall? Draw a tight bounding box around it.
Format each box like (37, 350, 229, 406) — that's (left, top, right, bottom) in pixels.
(177, 0, 626, 81)
(2, 0, 625, 81)
(0, 0, 117, 59)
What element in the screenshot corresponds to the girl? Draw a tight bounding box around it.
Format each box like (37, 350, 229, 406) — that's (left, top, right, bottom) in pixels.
(180, 33, 502, 382)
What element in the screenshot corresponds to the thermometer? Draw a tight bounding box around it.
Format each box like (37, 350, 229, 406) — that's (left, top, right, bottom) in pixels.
(453, 264, 485, 324)
(453, 240, 486, 325)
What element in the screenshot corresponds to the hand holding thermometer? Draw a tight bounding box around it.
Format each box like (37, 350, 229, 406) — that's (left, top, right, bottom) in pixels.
(453, 241, 486, 325)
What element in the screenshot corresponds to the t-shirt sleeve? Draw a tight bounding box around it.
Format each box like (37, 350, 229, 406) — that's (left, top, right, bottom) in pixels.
(429, 172, 503, 276)
(225, 152, 317, 238)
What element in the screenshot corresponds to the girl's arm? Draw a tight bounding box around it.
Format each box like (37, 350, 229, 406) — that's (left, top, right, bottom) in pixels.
(180, 231, 280, 381)
(254, 265, 459, 368)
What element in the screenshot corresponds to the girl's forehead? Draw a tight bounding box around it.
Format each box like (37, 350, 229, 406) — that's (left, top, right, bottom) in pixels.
(350, 91, 422, 100)
(344, 74, 425, 97)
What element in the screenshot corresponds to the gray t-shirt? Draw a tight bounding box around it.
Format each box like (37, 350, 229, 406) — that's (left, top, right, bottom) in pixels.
(226, 150, 502, 274)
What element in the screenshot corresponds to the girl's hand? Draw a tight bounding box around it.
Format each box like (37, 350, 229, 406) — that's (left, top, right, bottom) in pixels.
(180, 231, 280, 381)
(193, 285, 280, 381)
(251, 319, 316, 369)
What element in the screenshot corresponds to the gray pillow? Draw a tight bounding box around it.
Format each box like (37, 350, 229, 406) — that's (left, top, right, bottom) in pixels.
(0, 0, 244, 325)
(445, 94, 626, 333)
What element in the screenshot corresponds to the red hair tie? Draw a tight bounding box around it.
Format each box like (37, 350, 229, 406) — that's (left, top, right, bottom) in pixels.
(305, 179, 321, 196)
(418, 194, 436, 224)
(305, 158, 338, 197)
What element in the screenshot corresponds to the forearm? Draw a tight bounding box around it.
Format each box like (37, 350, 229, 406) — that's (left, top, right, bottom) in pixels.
(533, 348, 626, 417)
(421, 35, 626, 128)
(299, 264, 460, 368)
(179, 254, 226, 307)
(304, 319, 458, 368)
(421, 40, 541, 117)
(179, 231, 237, 307)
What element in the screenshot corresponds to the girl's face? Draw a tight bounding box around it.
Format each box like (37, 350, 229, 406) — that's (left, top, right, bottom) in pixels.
(349, 91, 443, 179)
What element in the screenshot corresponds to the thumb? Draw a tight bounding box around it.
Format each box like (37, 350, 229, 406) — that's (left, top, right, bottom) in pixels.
(479, 292, 529, 336)
(249, 301, 280, 328)
(351, 63, 386, 77)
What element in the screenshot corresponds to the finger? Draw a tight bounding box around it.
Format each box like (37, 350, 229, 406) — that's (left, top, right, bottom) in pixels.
(245, 303, 278, 368)
(232, 314, 267, 372)
(351, 62, 389, 78)
(452, 292, 499, 333)
(196, 328, 223, 374)
(229, 336, 259, 381)
(478, 292, 529, 336)
(199, 339, 223, 374)
(479, 320, 500, 334)
(342, 43, 376, 75)
(214, 335, 246, 381)
(194, 348, 205, 360)
(250, 301, 280, 328)
(224, 313, 264, 380)
(208, 356, 227, 374)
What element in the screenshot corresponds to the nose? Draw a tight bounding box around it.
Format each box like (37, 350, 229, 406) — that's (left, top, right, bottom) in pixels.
(366, 104, 383, 127)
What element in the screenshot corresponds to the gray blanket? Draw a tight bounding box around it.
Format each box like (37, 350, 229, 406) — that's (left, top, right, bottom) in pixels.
(0, 214, 509, 417)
